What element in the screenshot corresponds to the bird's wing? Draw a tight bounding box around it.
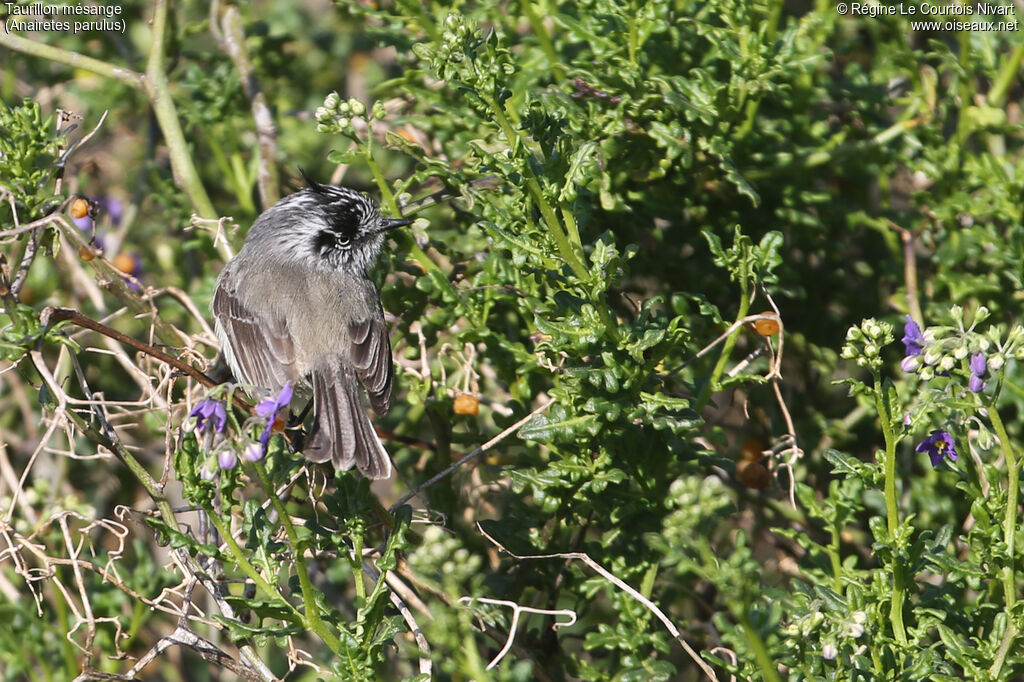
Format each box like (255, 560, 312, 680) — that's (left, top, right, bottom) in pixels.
(347, 312, 393, 415)
(212, 276, 295, 394)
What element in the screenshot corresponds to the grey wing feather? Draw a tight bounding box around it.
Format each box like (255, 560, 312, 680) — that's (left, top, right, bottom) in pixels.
(212, 277, 295, 393)
(348, 315, 393, 414)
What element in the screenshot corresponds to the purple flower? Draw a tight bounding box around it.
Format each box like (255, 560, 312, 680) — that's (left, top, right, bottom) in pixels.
(189, 399, 227, 434)
(256, 382, 293, 447)
(915, 430, 958, 467)
(101, 197, 124, 225)
(243, 442, 264, 463)
(218, 449, 238, 470)
(968, 352, 988, 393)
(970, 352, 987, 376)
(900, 355, 920, 373)
(73, 215, 93, 231)
(902, 316, 925, 358)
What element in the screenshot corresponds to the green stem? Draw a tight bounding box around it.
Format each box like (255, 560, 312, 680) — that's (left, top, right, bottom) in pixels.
(989, 45, 1024, 108)
(248, 461, 344, 655)
(521, 0, 564, 81)
(352, 528, 367, 603)
(988, 405, 1019, 600)
(364, 151, 458, 300)
(696, 272, 750, 410)
(986, 404, 1019, 677)
(144, 0, 217, 219)
(204, 511, 286, 607)
(829, 521, 843, 594)
(484, 94, 589, 281)
(874, 378, 908, 646)
(0, 31, 144, 88)
(741, 614, 782, 682)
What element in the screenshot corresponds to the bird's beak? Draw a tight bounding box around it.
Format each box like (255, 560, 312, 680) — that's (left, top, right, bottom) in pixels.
(380, 217, 414, 232)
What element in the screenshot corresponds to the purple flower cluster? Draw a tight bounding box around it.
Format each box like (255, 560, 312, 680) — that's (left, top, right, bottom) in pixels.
(185, 383, 293, 476)
(901, 316, 967, 468)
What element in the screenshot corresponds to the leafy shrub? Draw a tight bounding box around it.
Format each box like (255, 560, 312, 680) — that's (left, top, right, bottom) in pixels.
(1, 1, 1023, 680)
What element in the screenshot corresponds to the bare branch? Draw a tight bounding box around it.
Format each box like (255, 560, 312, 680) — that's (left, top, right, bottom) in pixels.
(478, 523, 719, 682)
(458, 596, 576, 670)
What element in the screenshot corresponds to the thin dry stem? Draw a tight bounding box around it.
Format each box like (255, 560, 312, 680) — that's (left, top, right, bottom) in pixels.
(478, 523, 720, 682)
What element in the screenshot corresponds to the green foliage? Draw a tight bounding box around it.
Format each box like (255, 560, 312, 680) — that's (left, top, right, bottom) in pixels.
(0, 99, 64, 223)
(4, 0, 1024, 680)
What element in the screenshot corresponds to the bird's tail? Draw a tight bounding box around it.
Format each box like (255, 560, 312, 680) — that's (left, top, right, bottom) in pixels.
(305, 365, 392, 479)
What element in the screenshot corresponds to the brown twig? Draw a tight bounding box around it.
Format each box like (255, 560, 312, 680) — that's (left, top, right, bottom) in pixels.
(217, 6, 280, 209)
(885, 218, 923, 324)
(41, 306, 217, 389)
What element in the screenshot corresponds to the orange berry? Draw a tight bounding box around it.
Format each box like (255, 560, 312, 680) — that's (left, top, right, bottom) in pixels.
(70, 197, 90, 219)
(740, 438, 763, 462)
(753, 312, 780, 336)
(113, 252, 135, 274)
(78, 245, 96, 261)
(737, 459, 770, 489)
(453, 393, 479, 416)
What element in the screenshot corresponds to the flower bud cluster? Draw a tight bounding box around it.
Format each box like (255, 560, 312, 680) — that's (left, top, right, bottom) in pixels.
(406, 525, 482, 586)
(315, 92, 368, 134)
(840, 318, 893, 371)
(183, 383, 294, 481)
(899, 310, 1023, 393)
(437, 13, 474, 65)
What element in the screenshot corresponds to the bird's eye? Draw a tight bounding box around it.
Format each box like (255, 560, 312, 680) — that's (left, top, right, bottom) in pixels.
(337, 235, 351, 247)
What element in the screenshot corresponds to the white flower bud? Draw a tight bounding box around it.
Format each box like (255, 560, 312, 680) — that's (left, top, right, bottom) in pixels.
(349, 99, 366, 116)
(953, 345, 969, 360)
(939, 355, 955, 372)
(324, 91, 340, 110)
(989, 354, 1005, 371)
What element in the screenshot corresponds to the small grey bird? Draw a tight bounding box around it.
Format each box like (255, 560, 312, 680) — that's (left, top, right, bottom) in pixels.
(212, 177, 411, 479)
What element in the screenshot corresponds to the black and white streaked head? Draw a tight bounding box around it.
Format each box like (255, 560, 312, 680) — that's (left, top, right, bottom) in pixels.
(246, 176, 412, 274)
